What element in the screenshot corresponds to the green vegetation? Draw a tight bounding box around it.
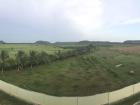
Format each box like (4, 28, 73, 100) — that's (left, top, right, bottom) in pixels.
(0, 91, 32, 105)
(0, 44, 140, 97)
(0, 50, 9, 73)
(111, 93, 140, 105)
(0, 44, 92, 71)
(0, 44, 65, 57)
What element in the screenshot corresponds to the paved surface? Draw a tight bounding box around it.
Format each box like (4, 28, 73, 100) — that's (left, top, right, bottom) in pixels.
(1, 80, 140, 105)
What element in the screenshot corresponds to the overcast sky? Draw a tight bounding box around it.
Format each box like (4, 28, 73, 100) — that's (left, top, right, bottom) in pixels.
(0, 0, 140, 42)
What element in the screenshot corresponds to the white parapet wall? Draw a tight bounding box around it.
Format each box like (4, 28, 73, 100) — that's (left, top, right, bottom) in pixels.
(0, 80, 140, 105)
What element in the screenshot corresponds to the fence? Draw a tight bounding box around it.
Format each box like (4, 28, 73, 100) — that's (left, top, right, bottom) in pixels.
(0, 80, 140, 105)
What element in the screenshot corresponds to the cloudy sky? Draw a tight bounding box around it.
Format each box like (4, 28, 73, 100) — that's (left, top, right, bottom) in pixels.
(0, 0, 140, 42)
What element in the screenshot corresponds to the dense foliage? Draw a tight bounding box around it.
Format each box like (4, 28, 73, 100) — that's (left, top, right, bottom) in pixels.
(0, 45, 94, 72)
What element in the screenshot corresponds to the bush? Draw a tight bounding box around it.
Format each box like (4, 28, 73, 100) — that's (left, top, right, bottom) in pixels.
(0, 45, 95, 72)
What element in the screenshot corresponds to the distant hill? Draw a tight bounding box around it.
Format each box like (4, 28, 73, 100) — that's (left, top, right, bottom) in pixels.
(53, 41, 121, 46)
(0, 41, 6, 44)
(78, 40, 91, 44)
(54, 41, 94, 46)
(54, 42, 77, 45)
(35, 41, 51, 44)
(124, 40, 140, 44)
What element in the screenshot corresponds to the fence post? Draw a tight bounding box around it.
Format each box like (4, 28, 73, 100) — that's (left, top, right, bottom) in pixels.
(133, 84, 135, 96)
(108, 92, 110, 105)
(77, 96, 78, 105)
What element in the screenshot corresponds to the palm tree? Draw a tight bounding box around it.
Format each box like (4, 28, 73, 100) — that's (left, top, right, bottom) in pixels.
(16, 50, 27, 71)
(29, 50, 38, 69)
(39, 51, 49, 64)
(56, 50, 62, 60)
(0, 50, 9, 73)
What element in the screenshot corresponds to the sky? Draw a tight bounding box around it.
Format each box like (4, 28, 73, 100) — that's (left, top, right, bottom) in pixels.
(0, 0, 140, 42)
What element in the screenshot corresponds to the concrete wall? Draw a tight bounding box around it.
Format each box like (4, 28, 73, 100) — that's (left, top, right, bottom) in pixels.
(0, 80, 140, 105)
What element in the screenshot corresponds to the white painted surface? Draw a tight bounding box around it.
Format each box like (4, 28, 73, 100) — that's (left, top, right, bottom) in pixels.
(0, 80, 140, 105)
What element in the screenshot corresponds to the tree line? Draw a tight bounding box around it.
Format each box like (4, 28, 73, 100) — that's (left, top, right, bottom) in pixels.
(0, 45, 94, 73)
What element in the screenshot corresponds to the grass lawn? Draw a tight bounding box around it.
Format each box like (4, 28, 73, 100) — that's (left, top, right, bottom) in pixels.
(0, 45, 140, 96)
(0, 44, 66, 58)
(0, 91, 32, 105)
(111, 93, 140, 105)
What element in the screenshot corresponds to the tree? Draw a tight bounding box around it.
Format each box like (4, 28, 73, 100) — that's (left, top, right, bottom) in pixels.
(29, 51, 38, 69)
(38, 51, 49, 64)
(6, 58, 16, 70)
(0, 50, 9, 73)
(16, 50, 27, 71)
(56, 50, 62, 60)
(87, 44, 93, 51)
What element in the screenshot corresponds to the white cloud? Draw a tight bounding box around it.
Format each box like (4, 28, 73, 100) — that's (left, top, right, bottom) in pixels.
(1, 0, 140, 42)
(102, 0, 139, 27)
(0, 0, 103, 31)
(121, 18, 140, 24)
(62, 0, 103, 34)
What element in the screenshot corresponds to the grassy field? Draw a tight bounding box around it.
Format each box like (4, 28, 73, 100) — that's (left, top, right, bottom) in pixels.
(0, 91, 32, 105)
(1, 44, 140, 97)
(111, 93, 140, 105)
(0, 44, 66, 58)
(111, 45, 140, 55)
(0, 46, 140, 96)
